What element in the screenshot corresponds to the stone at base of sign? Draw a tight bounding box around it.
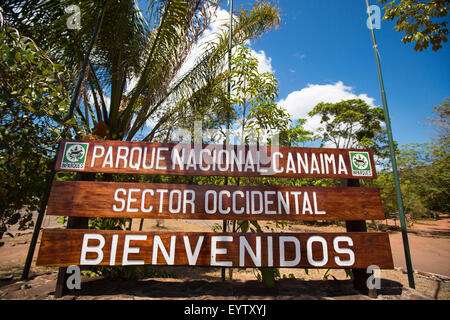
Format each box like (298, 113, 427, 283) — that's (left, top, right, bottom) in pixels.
(36, 229, 394, 269)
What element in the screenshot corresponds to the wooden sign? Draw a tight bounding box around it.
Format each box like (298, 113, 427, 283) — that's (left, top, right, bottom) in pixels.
(46, 181, 385, 220)
(35, 138, 394, 300)
(36, 229, 394, 269)
(55, 140, 377, 179)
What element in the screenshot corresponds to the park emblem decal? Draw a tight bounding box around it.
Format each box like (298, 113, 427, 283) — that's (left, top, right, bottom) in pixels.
(349, 151, 372, 177)
(61, 142, 89, 170)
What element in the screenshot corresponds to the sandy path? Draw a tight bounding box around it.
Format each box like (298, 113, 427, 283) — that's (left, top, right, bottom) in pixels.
(389, 232, 450, 277)
(387, 214, 450, 277)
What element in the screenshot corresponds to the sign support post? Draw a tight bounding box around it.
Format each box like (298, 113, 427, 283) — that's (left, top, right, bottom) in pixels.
(54, 215, 89, 298)
(222, 0, 234, 282)
(365, 0, 415, 288)
(54, 172, 93, 298)
(341, 178, 376, 297)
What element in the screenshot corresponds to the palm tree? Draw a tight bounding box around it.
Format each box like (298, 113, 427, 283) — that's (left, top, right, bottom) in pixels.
(3, 0, 281, 142)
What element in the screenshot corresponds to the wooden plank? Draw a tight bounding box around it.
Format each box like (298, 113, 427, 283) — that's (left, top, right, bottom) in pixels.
(46, 181, 385, 220)
(55, 139, 377, 179)
(36, 229, 394, 269)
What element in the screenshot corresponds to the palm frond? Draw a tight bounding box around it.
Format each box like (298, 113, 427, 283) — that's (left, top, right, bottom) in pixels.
(125, 1, 280, 141)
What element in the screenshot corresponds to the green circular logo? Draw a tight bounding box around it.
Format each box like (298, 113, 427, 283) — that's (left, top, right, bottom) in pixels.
(65, 144, 85, 162)
(352, 153, 369, 170)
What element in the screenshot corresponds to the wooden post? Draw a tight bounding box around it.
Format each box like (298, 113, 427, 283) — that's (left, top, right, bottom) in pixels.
(54, 216, 89, 298)
(341, 178, 377, 298)
(54, 172, 93, 298)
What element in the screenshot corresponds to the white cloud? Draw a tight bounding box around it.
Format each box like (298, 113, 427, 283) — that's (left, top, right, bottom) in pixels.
(251, 49, 274, 74)
(278, 81, 377, 132)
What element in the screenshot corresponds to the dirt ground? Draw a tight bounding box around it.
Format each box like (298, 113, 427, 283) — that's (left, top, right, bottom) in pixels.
(0, 214, 449, 300)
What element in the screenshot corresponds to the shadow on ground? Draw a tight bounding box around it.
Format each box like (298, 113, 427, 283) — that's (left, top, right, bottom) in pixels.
(57, 276, 404, 300)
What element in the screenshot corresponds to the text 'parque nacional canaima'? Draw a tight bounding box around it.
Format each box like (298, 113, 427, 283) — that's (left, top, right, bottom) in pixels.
(57, 140, 376, 179)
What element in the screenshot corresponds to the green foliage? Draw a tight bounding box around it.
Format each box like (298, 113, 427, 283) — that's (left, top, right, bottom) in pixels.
(256, 268, 280, 287)
(222, 43, 298, 287)
(1, 1, 283, 246)
(322, 269, 337, 280)
(3, 1, 282, 142)
(83, 265, 178, 280)
(379, 0, 449, 51)
(281, 273, 296, 280)
(376, 98, 449, 218)
(230, 44, 290, 141)
(277, 119, 316, 147)
(88, 217, 128, 231)
(1, 0, 284, 146)
(308, 99, 388, 158)
(0, 18, 72, 243)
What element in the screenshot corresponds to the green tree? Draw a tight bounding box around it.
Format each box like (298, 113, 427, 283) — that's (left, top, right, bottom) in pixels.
(230, 44, 290, 142)
(308, 99, 388, 156)
(0, 14, 72, 244)
(425, 99, 450, 212)
(1, 1, 283, 276)
(377, 98, 449, 218)
(379, 0, 450, 51)
(277, 119, 316, 147)
(217, 44, 294, 287)
(3, 1, 282, 143)
(428, 96, 450, 135)
(400, 99, 449, 214)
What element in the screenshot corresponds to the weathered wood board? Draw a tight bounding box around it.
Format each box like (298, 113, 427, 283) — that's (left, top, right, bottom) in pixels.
(46, 181, 385, 220)
(55, 140, 377, 179)
(36, 229, 394, 269)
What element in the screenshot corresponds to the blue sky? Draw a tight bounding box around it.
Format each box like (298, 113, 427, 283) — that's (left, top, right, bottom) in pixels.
(219, 0, 449, 147)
